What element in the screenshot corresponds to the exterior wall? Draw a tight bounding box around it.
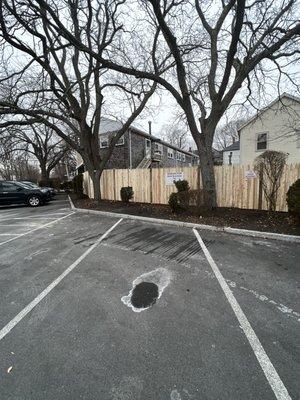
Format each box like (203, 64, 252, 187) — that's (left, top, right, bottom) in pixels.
(99, 130, 196, 169)
(99, 131, 130, 169)
(130, 132, 147, 168)
(240, 97, 300, 164)
(76, 129, 198, 170)
(223, 150, 240, 165)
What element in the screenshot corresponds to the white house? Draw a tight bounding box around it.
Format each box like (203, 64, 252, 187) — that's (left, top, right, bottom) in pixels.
(223, 93, 300, 165)
(239, 93, 300, 165)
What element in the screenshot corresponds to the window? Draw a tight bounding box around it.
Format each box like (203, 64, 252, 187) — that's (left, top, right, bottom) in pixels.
(154, 143, 163, 154)
(181, 153, 186, 162)
(167, 148, 174, 159)
(176, 152, 181, 161)
(256, 132, 267, 151)
(116, 136, 124, 146)
(100, 136, 109, 148)
(0, 182, 17, 192)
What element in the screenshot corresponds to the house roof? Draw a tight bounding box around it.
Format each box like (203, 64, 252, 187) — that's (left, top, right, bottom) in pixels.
(238, 92, 300, 132)
(100, 117, 198, 157)
(223, 141, 240, 152)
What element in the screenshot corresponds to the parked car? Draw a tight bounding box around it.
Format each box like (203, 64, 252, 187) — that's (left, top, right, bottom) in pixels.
(0, 181, 50, 207)
(21, 181, 56, 198)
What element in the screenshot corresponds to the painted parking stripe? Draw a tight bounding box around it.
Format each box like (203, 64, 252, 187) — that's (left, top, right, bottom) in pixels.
(12, 216, 67, 220)
(0, 218, 123, 341)
(0, 212, 75, 247)
(0, 224, 42, 227)
(0, 233, 20, 236)
(193, 229, 291, 400)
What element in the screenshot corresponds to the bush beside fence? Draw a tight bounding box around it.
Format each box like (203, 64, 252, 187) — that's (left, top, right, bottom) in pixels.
(82, 164, 300, 212)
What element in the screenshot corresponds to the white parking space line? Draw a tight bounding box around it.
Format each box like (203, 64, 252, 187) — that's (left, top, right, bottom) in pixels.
(0, 218, 123, 341)
(193, 229, 291, 400)
(0, 212, 75, 247)
(0, 224, 42, 227)
(0, 233, 20, 236)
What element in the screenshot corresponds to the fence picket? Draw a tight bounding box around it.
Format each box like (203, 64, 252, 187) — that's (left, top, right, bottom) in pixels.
(82, 164, 300, 212)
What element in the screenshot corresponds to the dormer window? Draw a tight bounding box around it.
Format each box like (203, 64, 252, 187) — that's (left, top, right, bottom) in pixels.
(256, 132, 267, 151)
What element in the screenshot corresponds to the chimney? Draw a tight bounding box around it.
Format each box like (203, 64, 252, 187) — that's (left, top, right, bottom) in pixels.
(232, 137, 236, 143)
(148, 121, 152, 136)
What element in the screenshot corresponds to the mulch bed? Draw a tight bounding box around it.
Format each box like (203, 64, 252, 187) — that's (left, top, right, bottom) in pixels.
(72, 196, 300, 236)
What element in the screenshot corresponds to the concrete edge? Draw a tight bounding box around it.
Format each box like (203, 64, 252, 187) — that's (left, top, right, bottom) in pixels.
(68, 196, 300, 243)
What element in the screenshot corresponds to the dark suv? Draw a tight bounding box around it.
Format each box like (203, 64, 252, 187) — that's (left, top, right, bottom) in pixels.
(21, 181, 55, 198)
(0, 181, 50, 207)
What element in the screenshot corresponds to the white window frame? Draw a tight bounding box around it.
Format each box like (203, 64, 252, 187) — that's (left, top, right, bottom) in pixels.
(176, 152, 181, 161)
(100, 136, 109, 148)
(115, 136, 125, 146)
(256, 132, 268, 151)
(167, 148, 174, 159)
(181, 153, 186, 162)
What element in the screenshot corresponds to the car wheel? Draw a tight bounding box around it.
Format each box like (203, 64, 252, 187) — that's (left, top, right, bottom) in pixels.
(27, 195, 41, 207)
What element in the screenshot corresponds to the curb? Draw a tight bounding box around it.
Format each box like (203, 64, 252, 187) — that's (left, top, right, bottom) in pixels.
(68, 196, 300, 243)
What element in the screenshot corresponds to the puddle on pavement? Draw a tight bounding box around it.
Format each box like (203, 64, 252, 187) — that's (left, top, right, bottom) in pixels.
(122, 268, 171, 312)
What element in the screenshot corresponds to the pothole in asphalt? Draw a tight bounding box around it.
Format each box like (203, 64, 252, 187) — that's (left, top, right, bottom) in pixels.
(121, 268, 171, 312)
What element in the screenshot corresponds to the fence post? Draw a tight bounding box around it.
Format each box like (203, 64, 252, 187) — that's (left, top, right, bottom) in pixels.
(258, 165, 263, 210)
(150, 167, 153, 203)
(113, 169, 116, 201)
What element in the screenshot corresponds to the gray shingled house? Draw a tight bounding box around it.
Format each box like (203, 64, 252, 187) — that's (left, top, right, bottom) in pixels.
(77, 118, 199, 172)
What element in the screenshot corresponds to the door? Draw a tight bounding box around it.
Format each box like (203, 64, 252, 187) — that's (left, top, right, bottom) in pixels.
(0, 182, 25, 204)
(145, 139, 151, 158)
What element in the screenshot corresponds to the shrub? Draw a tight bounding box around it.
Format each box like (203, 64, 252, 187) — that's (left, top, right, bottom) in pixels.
(174, 180, 189, 192)
(169, 180, 190, 213)
(286, 179, 300, 219)
(120, 186, 134, 203)
(254, 150, 287, 211)
(168, 192, 181, 213)
(73, 174, 83, 196)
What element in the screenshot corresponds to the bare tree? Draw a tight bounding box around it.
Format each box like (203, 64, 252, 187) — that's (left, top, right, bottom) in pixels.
(214, 118, 246, 150)
(160, 120, 190, 150)
(254, 150, 288, 211)
(40, 0, 300, 207)
(0, 125, 71, 184)
(0, 0, 155, 200)
(0, 137, 40, 180)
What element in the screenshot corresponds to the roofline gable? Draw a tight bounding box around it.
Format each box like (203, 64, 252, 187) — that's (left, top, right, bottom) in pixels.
(238, 92, 300, 132)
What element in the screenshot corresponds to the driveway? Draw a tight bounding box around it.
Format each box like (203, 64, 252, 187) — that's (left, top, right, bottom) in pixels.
(0, 195, 299, 399)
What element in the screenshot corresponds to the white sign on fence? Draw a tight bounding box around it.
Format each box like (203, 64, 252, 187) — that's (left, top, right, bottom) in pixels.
(165, 172, 184, 185)
(245, 170, 257, 179)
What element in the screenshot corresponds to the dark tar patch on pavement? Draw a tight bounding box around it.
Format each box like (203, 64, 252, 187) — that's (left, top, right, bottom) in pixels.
(131, 281, 159, 308)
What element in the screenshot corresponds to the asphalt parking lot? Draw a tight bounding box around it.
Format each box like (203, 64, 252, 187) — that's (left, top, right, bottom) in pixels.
(0, 195, 299, 400)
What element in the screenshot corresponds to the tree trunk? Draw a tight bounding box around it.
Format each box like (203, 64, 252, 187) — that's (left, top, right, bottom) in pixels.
(40, 164, 50, 185)
(196, 140, 217, 209)
(88, 168, 102, 201)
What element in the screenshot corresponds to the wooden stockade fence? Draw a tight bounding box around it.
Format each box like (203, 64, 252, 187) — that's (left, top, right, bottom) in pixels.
(83, 164, 300, 212)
